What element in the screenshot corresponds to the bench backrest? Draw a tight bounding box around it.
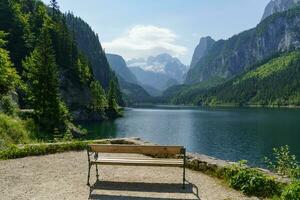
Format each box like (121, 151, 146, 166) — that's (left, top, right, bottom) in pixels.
(88, 144, 184, 155)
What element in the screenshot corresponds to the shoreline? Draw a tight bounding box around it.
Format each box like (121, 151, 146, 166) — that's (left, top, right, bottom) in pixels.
(130, 103, 300, 109)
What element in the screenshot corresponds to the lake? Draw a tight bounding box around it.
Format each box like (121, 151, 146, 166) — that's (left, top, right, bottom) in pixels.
(80, 106, 300, 167)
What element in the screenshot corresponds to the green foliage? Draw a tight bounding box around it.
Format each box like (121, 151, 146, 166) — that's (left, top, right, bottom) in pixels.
(0, 31, 20, 96)
(0, 113, 33, 150)
(281, 181, 300, 200)
(265, 145, 300, 179)
(23, 27, 69, 135)
(90, 80, 107, 113)
(224, 161, 280, 198)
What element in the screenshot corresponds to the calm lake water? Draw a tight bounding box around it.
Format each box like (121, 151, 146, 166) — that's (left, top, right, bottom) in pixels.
(80, 106, 300, 167)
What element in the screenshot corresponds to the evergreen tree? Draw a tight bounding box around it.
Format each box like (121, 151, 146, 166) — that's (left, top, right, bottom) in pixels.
(50, 0, 59, 16)
(90, 80, 107, 113)
(106, 79, 119, 118)
(23, 27, 68, 135)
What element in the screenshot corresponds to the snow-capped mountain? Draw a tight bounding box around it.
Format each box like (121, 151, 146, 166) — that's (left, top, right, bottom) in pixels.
(127, 53, 187, 83)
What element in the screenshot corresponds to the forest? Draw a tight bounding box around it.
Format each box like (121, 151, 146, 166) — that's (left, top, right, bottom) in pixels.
(0, 0, 123, 148)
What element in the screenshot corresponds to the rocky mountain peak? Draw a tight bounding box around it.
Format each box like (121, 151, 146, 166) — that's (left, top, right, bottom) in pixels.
(190, 36, 215, 69)
(261, 0, 300, 21)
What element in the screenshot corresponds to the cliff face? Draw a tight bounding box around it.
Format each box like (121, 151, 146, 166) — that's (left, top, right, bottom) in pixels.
(261, 0, 300, 21)
(190, 36, 215, 69)
(106, 54, 138, 84)
(185, 8, 300, 84)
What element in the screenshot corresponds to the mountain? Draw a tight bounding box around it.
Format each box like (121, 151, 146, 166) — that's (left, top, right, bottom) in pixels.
(190, 36, 215, 69)
(106, 54, 153, 104)
(261, 0, 300, 21)
(106, 54, 138, 84)
(127, 53, 187, 91)
(169, 51, 300, 106)
(185, 7, 300, 85)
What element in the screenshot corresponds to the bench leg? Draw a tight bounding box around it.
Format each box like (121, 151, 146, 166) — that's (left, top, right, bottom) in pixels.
(183, 149, 186, 189)
(87, 163, 91, 186)
(183, 165, 186, 189)
(96, 164, 99, 181)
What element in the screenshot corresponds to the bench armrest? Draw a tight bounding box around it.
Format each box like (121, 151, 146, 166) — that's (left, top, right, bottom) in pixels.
(87, 147, 98, 163)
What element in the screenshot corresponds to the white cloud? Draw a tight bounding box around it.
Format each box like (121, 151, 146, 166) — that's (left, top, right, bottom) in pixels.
(102, 25, 187, 60)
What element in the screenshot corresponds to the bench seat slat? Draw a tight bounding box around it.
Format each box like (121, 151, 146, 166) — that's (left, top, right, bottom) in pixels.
(89, 144, 183, 155)
(91, 158, 183, 167)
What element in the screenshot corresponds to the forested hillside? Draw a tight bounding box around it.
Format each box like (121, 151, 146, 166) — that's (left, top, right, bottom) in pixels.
(64, 13, 124, 106)
(169, 51, 300, 106)
(65, 13, 111, 89)
(0, 0, 121, 144)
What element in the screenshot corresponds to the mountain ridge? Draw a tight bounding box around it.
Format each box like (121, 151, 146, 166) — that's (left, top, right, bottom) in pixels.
(185, 6, 300, 85)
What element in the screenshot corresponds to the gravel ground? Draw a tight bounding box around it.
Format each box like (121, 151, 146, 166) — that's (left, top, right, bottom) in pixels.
(0, 151, 259, 200)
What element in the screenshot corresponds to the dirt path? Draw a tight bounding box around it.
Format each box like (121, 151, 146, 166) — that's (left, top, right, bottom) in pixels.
(0, 151, 258, 200)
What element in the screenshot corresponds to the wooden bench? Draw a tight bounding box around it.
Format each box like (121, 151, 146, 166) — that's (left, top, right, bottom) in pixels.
(87, 144, 186, 188)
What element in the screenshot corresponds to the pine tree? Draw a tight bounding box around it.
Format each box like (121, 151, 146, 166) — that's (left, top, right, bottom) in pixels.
(106, 79, 119, 118)
(23, 27, 68, 135)
(50, 0, 59, 16)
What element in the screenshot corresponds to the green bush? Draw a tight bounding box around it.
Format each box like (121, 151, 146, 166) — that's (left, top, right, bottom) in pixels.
(281, 181, 300, 200)
(0, 113, 32, 149)
(265, 145, 300, 179)
(224, 161, 280, 197)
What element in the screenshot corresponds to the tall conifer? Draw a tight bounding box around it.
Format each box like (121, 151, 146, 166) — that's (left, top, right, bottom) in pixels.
(23, 27, 68, 134)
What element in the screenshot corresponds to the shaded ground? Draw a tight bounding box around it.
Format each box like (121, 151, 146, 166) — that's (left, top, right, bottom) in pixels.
(0, 151, 258, 200)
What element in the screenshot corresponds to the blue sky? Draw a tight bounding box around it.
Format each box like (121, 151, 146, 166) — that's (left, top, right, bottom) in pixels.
(42, 0, 270, 64)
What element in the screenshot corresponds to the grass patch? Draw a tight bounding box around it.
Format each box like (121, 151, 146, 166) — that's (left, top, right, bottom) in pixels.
(0, 140, 109, 160)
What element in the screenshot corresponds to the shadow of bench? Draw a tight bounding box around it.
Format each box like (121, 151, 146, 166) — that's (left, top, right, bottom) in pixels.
(89, 181, 200, 200)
